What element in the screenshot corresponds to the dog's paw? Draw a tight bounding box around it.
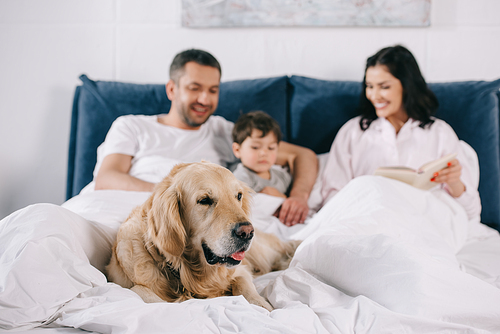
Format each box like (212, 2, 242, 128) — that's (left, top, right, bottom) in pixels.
(131, 285, 164, 303)
(249, 295, 274, 312)
(270, 239, 302, 271)
(288, 239, 302, 253)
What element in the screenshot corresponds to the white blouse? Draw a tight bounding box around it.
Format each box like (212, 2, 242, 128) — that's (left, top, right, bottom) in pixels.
(321, 116, 481, 220)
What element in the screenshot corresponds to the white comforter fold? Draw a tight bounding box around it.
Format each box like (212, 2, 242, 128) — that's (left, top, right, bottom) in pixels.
(1, 176, 500, 333)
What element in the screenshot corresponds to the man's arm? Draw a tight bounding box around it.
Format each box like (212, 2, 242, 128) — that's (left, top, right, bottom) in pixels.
(94, 153, 155, 192)
(275, 141, 318, 226)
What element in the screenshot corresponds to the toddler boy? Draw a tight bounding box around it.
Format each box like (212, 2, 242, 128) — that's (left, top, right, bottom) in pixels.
(232, 111, 292, 198)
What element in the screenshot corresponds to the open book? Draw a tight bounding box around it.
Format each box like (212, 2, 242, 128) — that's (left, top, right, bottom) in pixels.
(373, 153, 457, 190)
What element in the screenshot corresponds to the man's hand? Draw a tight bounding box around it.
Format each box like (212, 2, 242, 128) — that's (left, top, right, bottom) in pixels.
(275, 196, 309, 226)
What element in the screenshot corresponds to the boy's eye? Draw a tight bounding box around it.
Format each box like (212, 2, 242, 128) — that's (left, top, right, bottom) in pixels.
(251, 146, 259, 150)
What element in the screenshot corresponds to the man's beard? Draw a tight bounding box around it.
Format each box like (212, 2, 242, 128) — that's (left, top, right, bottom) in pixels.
(179, 104, 212, 128)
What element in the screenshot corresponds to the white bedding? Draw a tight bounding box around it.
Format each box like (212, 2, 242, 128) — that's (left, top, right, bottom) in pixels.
(2, 175, 500, 333)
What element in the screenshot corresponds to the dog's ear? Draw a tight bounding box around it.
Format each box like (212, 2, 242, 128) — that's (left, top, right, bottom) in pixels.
(147, 182, 186, 258)
(240, 181, 254, 217)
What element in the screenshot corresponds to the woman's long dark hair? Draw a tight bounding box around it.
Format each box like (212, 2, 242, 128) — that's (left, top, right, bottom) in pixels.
(359, 45, 438, 130)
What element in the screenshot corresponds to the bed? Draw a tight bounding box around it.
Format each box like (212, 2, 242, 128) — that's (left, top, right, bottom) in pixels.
(1, 74, 500, 333)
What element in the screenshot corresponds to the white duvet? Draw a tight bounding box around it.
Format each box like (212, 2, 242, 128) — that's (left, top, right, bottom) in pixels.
(1, 175, 500, 334)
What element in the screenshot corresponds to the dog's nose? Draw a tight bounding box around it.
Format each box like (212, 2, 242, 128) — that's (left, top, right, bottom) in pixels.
(233, 222, 254, 240)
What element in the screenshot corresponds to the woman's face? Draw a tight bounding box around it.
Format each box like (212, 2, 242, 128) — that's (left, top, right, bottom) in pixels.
(365, 65, 408, 125)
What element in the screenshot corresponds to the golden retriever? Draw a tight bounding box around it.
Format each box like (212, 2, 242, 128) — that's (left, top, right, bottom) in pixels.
(106, 161, 300, 311)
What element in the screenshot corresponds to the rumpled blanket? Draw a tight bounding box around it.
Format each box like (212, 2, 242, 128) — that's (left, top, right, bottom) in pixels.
(1, 176, 500, 333)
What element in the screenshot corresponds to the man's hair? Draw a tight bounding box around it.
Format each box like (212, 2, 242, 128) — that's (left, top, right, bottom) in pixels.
(169, 49, 221, 84)
(232, 111, 282, 145)
(358, 45, 438, 131)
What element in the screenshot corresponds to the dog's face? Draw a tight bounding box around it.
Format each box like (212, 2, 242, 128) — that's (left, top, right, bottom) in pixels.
(146, 162, 254, 268)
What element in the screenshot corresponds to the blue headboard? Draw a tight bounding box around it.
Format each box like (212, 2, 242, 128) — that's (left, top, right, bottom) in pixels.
(67, 74, 500, 232)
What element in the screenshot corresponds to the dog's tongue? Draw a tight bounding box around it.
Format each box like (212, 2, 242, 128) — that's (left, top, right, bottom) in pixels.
(230, 251, 245, 261)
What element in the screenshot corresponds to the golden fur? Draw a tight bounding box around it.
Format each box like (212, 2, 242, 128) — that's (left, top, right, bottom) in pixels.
(106, 161, 300, 310)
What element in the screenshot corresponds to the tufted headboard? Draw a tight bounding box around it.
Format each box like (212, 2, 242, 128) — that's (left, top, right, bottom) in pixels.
(67, 74, 500, 231)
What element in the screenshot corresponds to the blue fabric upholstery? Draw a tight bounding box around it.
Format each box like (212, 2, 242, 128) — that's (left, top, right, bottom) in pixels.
(216, 76, 289, 139)
(430, 80, 500, 229)
(288, 76, 361, 154)
(67, 74, 500, 232)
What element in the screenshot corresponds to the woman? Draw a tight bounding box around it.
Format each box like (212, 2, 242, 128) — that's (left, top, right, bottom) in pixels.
(320, 45, 480, 220)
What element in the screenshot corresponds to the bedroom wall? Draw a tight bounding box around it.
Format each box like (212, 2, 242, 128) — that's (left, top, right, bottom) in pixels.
(0, 0, 499, 220)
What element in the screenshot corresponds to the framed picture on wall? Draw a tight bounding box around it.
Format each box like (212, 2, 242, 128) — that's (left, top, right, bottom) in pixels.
(181, 0, 431, 28)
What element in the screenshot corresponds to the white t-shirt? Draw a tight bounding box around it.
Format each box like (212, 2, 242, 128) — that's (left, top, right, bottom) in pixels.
(321, 116, 481, 220)
(91, 114, 237, 185)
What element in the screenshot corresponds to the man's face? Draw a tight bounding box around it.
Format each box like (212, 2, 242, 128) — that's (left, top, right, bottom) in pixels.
(169, 62, 221, 129)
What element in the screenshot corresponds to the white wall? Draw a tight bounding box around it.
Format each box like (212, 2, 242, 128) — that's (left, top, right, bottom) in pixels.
(1, 0, 499, 219)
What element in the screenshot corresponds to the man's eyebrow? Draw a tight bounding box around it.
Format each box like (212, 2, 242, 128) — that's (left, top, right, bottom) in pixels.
(186, 82, 219, 89)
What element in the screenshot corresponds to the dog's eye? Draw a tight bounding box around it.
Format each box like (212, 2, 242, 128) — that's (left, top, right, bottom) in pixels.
(197, 197, 213, 206)
(236, 192, 242, 201)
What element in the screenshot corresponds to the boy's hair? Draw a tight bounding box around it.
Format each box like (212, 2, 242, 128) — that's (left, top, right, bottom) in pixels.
(169, 49, 221, 84)
(232, 111, 282, 145)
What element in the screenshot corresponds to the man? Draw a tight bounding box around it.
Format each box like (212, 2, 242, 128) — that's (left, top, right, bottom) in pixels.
(94, 49, 318, 226)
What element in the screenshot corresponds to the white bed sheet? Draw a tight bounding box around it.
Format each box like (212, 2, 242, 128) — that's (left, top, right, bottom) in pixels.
(2, 175, 500, 333)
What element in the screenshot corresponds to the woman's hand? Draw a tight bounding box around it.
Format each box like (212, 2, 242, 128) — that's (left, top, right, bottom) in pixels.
(431, 158, 466, 197)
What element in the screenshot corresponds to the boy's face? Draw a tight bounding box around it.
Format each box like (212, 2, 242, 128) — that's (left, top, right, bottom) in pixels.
(232, 129, 279, 176)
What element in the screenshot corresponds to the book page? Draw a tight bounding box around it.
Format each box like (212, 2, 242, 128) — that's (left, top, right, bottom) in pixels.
(374, 168, 418, 186)
(376, 166, 416, 172)
(418, 153, 458, 173)
(374, 153, 457, 190)
(413, 153, 457, 190)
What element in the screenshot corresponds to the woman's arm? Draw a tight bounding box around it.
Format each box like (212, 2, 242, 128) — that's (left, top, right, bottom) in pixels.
(431, 122, 481, 219)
